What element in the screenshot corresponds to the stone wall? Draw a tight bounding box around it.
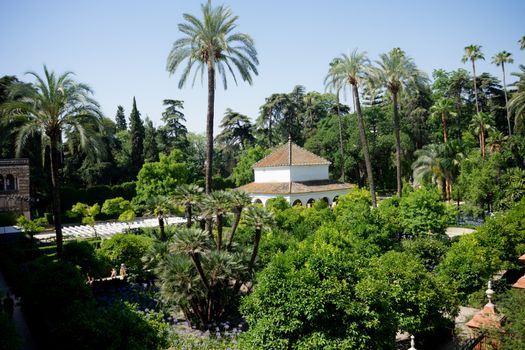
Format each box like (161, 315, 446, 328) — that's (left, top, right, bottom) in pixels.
(0, 158, 31, 219)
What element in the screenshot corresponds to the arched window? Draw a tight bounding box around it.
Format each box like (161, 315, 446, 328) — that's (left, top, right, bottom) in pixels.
(0, 175, 4, 191)
(306, 198, 315, 208)
(5, 174, 15, 191)
(333, 196, 339, 203)
(321, 197, 330, 204)
(292, 199, 302, 207)
(253, 198, 263, 206)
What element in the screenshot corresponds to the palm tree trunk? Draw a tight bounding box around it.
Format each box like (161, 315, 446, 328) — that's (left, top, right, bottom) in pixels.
(442, 112, 448, 143)
(502, 63, 512, 136)
(353, 85, 377, 207)
(216, 214, 223, 251)
(393, 92, 403, 196)
(227, 208, 242, 251)
(472, 60, 480, 114)
(49, 134, 63, 257)
(336, 92, 345, 182)
(158, 215, 165, 241)
(191, 252, 210, 292)
(186, 203, 192, 228)
(205, 63, 215, 194)
(481, 125, 485, 159)
(248, 227, 262, 273)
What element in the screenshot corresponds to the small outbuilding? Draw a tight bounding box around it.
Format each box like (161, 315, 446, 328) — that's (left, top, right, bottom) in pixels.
(237, 139, 353, 206)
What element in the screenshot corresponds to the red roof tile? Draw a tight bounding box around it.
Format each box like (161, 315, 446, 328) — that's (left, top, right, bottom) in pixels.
(254, 141, 331, 168)
(237, 180, 353, 194)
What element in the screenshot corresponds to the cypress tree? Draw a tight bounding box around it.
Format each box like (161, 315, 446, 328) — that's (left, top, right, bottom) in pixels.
(129, 97, 145, 173)
(115, 105, 127, 130)
(143, 117, 159, 163)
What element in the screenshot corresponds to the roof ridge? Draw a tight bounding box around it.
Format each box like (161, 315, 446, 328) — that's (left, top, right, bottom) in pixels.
(253, 141, 331, 168)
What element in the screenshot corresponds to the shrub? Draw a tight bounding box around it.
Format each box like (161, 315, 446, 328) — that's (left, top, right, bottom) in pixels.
(62, 240, 110, 278)
(98, 234, 153, 272)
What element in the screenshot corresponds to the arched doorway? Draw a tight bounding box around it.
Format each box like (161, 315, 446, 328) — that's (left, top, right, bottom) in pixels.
(292, 199, 302, 207)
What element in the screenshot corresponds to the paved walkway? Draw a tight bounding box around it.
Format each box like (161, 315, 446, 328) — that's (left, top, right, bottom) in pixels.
(446, 227, 476, 238)
(0, 270, 37, 350)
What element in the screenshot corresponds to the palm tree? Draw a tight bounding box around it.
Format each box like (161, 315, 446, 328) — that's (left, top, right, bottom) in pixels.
(174, 184, 203, 228)
(509, 65, 525, 133)
(200, 190, 231, 251)
(413, 144, 446, 194)
(492, 51, 514, 135)
(371, 48, 428, 196)
(166, 1, 258, 194)
(470, 112, 494, 160)
(486, 130, 507, 153)
(324, 58, 346, 181)
(430, 98, 457, 143)
(1, 66, 102, 257)
(462, 45, 485, 114)
(243, 205, 273, 274)
(326, 49, 377, 207)
(171, 227, 211, 293)
(520, 36, 525, 50)
(226, 190, 252, 251)
(144, 195, 173, 242)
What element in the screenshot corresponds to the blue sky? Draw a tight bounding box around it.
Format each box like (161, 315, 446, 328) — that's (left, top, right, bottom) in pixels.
(1, 0, 524, 133)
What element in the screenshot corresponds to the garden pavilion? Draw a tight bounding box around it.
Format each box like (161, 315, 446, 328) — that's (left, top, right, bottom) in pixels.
(237, 138, 353, 206)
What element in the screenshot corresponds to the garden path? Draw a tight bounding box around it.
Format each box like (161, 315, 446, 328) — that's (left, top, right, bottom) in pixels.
(0, 269, 37, 350)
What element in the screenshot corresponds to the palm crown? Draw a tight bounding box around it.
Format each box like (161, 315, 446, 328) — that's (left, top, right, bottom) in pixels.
(462, 45, 485, 64)
(166, 0, 258, 89)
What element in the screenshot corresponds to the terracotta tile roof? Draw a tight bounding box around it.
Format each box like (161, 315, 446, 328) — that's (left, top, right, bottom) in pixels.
(254, 141, 331, 168)
(237, 180, 353, 194)
(518, 253, 525, 262)
(465, 304, 505, 329)
(512, 275, 525, 289)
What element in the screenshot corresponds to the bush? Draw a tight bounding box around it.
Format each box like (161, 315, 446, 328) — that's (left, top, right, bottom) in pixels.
(98, 234, 153, 272)
(62, 240, 110, 278)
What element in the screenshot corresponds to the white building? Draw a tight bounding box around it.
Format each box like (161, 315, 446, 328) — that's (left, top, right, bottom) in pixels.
(237, 140, 353, 206)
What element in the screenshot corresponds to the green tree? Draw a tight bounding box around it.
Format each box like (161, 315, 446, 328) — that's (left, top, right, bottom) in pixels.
(129, 96, 145, 174)
(99, 233, 153, 272)
(226, 190, 252, 251)
(16, 215, 47, 242)
(115, 105, 127, 131)
(217, 108, 255, 150)
(143, 117, 159, 162)
(69, 202, 101, 237)
(1, 66, 103, 257)
(160, 99, 188, 152)
(133, 149, 190, 207)
(231, 146, 270, 186)
(144, 195, 173, 242)
(470, 112, 494, 159)
(101, 197, 133, 218)
(430, 98, 457, 143)
(326, 49, 377, 207)
(243, 205, 273, 274)
(492, 51, 514, 135)
(167, 0, 259, 194)
(462, 45, 485, 113)
(371, 48, 428, 196)
(399, 187, 452, 236)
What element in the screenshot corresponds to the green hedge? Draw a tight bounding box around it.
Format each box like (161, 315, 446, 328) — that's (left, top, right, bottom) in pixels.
(61, 182, 136, 213)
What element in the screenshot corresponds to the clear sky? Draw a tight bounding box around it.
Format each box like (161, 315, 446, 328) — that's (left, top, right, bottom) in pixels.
(1, 0, 524, 133)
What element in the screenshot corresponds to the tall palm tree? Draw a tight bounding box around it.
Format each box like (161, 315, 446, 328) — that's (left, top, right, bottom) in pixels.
(324, 58, 346, 181)
(326, 49, 377, 207)
(492, 51, 514, 135)
(1, 66, 102, 257)
(470, 112, 494, 160)
(462, 45, 485, 114)
(412, 144, 446, 196)
(174, 184, 203, 228)
(371, 48, 428, 196)
(430, 98, 457, 144)
(166, 1, 258, 194)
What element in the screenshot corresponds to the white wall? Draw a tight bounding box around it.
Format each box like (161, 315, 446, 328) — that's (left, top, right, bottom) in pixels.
(290, 165, 328, 181)
(254, 167, 291, 183)
(249, 188, 350, 207)
(254, 165, 329, 183)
